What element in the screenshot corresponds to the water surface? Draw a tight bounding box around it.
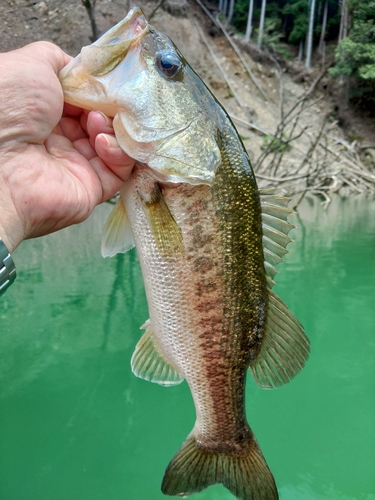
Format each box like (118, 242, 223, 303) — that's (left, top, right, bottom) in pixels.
(1, 195, 374, 500)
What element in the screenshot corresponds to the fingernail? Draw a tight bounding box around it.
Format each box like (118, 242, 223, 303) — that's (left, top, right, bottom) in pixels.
(100, 133, 119, 148)
(96, 111, 112, 127)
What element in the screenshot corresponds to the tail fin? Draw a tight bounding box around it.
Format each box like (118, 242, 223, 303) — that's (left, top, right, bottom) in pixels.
(161, 434, 278, 500)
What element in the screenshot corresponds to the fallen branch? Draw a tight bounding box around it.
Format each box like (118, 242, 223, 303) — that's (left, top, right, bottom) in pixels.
(215, 16, 270, 102)
(230, 115, 269, 135)
(195, 23, 244, 109)
(194, 0, 269, 101)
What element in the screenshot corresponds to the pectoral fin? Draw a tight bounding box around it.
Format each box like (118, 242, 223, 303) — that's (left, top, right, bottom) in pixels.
(101, 197, 135, 257)
(141, 184, 184, 258)
(131, 320, 184, 386)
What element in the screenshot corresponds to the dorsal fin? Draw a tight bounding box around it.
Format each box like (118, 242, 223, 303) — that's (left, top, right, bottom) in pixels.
(260, 190, 295, 288)
(248, 190, 310, 389)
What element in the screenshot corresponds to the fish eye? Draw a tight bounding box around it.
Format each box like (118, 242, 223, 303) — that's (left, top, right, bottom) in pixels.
(156, 52, 182, 79)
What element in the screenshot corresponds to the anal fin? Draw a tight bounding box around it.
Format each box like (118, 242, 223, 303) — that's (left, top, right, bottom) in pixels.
(131, 320, 184, 386)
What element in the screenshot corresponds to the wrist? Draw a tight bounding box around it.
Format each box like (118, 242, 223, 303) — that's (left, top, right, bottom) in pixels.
(0, 182, 25, 254)
(0, 238, 16, 296)
(0, 205, 24, 254)
(0, 150, 29, 253)
(0, 223, 20, 255)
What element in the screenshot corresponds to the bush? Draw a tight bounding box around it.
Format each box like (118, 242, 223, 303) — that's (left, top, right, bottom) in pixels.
(330, 0, 375, 108)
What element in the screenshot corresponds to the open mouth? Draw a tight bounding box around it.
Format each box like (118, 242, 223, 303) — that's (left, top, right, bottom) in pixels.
(131, 9, 148, 37)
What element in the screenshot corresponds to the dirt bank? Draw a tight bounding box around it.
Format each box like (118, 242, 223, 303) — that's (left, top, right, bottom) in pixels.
(1, 0, 374, 200)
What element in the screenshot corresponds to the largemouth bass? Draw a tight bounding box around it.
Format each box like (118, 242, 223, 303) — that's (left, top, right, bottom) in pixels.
(59, 7, 309, 500)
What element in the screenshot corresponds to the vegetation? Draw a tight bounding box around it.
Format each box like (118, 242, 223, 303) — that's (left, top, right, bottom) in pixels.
(329, 0, 375, 110)
(261, 133, 291, 153)
(220, 0, 340, 48)
(216, 0, 375, 112)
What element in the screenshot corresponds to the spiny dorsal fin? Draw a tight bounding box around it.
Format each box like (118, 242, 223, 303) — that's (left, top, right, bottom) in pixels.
(250, 289, 309, 388)
(260, 191, 295, 288)
(131, 320, 184, 386)
(101, 197, 135, 257)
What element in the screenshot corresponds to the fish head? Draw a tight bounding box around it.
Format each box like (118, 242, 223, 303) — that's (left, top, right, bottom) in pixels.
(59, 7, 148, 116)
(59, 7, 221, 185)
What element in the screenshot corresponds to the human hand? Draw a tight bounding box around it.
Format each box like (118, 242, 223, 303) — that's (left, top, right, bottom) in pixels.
(0, 41, 133, 254)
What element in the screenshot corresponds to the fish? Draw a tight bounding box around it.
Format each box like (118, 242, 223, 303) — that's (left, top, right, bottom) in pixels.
(59, 7, 309, 500)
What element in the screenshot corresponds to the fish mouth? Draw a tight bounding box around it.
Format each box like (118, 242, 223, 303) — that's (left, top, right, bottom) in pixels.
(59, 6, 149, 109)
(127, 6, 148, 37)
(109, 6, 149, 44)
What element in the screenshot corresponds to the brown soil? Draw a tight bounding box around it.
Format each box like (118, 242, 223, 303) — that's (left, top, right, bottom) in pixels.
(1, 0, 374, 195)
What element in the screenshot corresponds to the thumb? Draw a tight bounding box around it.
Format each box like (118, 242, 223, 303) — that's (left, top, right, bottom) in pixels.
(15, 41, 72, 74)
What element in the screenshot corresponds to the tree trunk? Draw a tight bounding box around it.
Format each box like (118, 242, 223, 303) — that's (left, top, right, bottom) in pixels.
(257, 0, 267, 49)
(318, 1, 328, 53)
(305, 0, 316, 71)
(342, 5, 349, 39)
(223, 0, 228, 17)
(338, 0, 344, 42)
(227, 0, 235, 24)
(338, 0, 349, 42)
(219, 0, 224, 13)
(244, 0, 254, 42)
(338, 0, 350, 102)
(298, 39, 304, 62)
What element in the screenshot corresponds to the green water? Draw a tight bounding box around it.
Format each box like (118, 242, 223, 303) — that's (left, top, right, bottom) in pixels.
(1, 194, 374, 500)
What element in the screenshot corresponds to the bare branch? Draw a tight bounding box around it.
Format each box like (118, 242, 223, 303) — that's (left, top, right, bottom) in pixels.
(256, 173, 309, 182)
(81, 0, 98, 41)
(149, 0, 167, 20)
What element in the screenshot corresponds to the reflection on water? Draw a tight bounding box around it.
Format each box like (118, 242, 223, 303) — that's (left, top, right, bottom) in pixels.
(0, 196, 374, 500)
